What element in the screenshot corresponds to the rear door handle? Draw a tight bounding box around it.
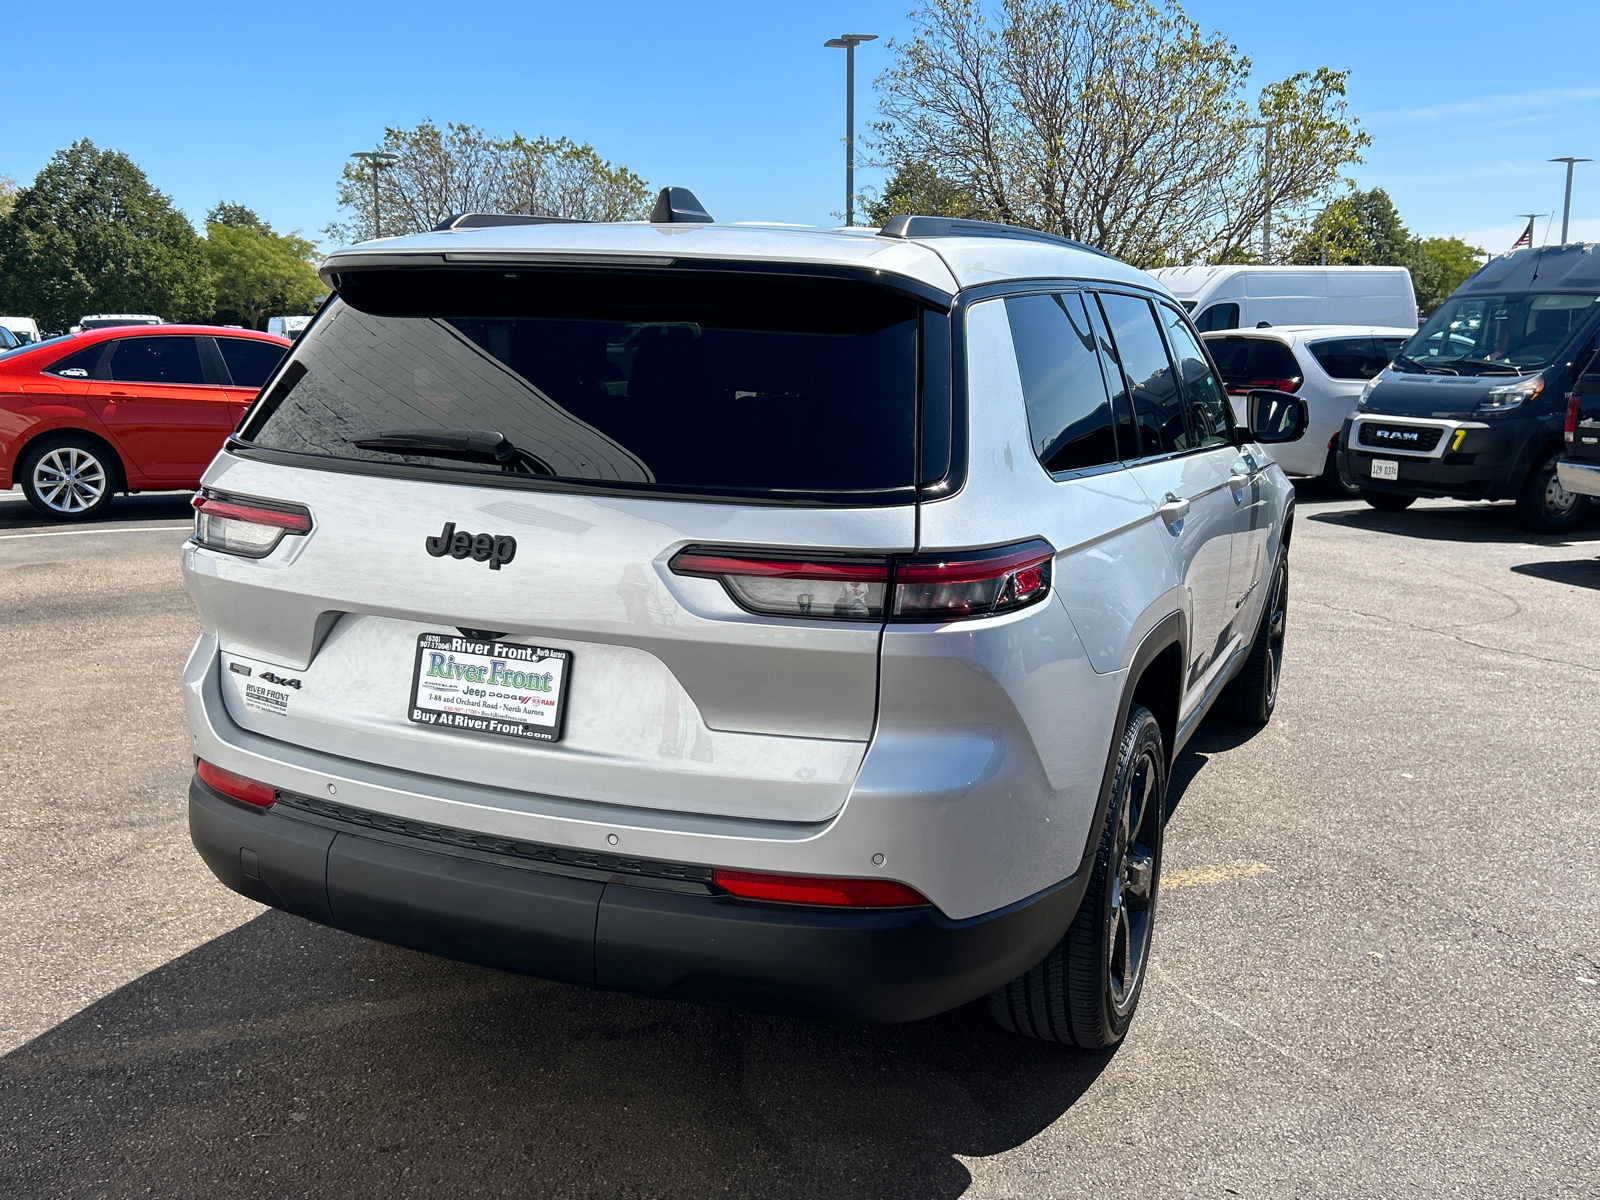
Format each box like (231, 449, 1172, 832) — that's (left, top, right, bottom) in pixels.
(1157, 492, 1190, 526)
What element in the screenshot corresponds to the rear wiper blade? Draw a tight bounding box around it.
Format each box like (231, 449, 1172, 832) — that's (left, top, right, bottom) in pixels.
(350, 429, 552, 475)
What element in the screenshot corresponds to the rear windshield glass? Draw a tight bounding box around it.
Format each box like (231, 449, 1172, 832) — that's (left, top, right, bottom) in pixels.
(1203, 336, 1302, 392)
(239, 269, 922, 502)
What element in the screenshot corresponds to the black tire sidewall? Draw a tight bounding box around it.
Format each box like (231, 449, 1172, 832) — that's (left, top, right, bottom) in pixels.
(18, 434, 119, 522)
(1518, 452, 1589, 532)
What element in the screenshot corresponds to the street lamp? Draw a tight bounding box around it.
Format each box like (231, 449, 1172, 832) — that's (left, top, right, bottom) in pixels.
(1245, 120, 1278, 261)
(824, 33, 877, 226)
(350, 150, 400, 239)
(1549, 157, 1591, 245)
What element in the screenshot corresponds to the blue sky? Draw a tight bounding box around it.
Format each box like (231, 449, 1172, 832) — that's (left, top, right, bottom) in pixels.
(4, 0, 1597, 255)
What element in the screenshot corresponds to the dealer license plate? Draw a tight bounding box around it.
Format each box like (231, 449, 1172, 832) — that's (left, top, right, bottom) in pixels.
(409, 632, 572, 742)
(1370, 458, 1400, 481)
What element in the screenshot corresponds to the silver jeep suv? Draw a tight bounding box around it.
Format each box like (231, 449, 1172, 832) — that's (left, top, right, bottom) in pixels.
(182, 196, 1301, 1047)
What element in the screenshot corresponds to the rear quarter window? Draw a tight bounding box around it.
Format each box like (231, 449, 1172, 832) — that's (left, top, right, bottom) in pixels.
(241, 269, 924, 503)
(1308, 336, 1384, 380)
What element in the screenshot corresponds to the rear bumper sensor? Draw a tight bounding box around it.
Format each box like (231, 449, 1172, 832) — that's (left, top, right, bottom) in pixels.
(190, 775, 1084, 1023)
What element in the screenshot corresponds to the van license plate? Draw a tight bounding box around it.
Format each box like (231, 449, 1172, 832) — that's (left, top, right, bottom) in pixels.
(1370, 459, 1400, 481)
(409, 633, 571, 743)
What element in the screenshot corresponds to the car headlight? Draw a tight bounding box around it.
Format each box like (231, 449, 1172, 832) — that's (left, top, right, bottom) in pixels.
(1357, 375, 1382, 411)
(1476, 376, 1544, 414)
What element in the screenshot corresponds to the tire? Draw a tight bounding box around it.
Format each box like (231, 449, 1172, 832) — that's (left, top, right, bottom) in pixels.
(18, 434, 120, 521)
(1515, 451, 1590, 533)
(987, 704, 1166, 1048)
(1360, 489, 1415, 512)
(1223, 552, 1288, 725)
(1320, 445, 1362, 499)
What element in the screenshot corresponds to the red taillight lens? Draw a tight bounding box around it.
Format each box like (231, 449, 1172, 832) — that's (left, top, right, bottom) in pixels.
(192, 491, 311, 558)
(1229, 377, 1300, 394)
(891, 540, 1054, 620)
(196, 759, 276, 808)
(671, 540, 1054, 623)
(1566, 392, 1580, 443)
(670, 549, 890, 618)
(713, 869, 929, 908)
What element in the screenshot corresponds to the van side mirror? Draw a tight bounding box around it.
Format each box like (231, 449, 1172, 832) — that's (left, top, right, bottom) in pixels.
(1246, 389, 1308, 444)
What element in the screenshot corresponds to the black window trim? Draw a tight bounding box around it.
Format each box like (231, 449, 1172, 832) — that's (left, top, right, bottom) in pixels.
(1152, 296, 1241, 449)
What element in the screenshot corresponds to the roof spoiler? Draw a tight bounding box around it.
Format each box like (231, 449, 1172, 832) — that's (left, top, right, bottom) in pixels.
(877, 215, 1111, 258)
(649, 187, 714, 224)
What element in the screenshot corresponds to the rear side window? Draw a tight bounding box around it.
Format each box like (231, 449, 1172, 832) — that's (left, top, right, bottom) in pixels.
(1006, 292, 1118, 474)
(1194, 303, 1239, 332)
(1098, 292, 1189, 456)
(107, 336, 207, 386)
(1159, 305, 1231, 448)
(242, 270, 921, 503)
(45, 343, 108, 379)
(1203, 336, 1302, 394)
(216, 336, 287, 389)
(1308, 336, 1385, 380)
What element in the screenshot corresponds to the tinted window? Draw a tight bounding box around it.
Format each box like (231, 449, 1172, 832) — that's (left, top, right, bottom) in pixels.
(1098, 292, 1188, 456)
(107, 336, 207, 385)
(1194, 302, 1239, 332)
(1376, 338, 1407, 362)
(243, 270, 921, 501)
(216, 337, 287, 389)
(1308, 337, 1383, 380)
(45, 343, 108, 379)
(1203, 336, 1302, 393)
(1160, 305, 1230, 448)
(1006, 292, 1118, 473)
(1082, 296, 1137, 459)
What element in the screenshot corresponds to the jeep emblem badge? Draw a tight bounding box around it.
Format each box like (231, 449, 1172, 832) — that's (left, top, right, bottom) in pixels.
(426, 522, 517, 570)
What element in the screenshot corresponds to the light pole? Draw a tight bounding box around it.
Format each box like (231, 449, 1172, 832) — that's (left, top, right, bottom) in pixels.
(1245, 120, 1278, 261)
(824, 33, 877, 226)
(1549, 157, 1591, 245)
(351, 150, 400, 239)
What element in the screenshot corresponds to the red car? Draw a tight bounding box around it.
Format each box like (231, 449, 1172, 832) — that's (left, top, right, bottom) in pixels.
(0, 325, 292, 520)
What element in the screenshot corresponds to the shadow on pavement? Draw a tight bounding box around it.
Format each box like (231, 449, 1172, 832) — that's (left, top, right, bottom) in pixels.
(1306, 500, 1600, 545)
(0, 911, 1114, 1199)
(1164, 716, 1258, 821)
(1510, 557, 1600, 590)
(0, 490, 194, 532)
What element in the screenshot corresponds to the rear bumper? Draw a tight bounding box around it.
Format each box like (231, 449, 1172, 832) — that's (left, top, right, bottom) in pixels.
(1557, 459, 1600, 497)
(190, 777, 1085, 1022)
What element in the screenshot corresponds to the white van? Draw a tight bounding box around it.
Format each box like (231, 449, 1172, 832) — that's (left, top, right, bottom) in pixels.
(1152, 266, 1418, 333)
(267, 315, 312, 340)
(0, 316, 42, 344)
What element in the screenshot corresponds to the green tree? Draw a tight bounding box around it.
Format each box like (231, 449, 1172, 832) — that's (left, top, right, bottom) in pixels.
(205, 213, 322, 330)
(1288, 187, 1408, 265)
(1406, 237, 1484, 316)
(327, 121, 652, 244)
(0, 140, 213, 328)
(862, 160, 992, 225)
(0, 176, 16, 221)
(872, 0, 1369, 266)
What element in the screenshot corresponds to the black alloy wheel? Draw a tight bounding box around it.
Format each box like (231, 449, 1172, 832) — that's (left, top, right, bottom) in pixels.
(1224, 552, 1288, 725)
(987, 704, 1166, 1048)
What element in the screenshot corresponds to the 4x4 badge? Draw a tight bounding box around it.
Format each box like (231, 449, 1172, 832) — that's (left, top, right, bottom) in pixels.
(426, 522, 518, 570)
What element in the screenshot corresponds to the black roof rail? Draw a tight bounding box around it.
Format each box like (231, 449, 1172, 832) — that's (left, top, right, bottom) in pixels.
(432, 213, 589, 232)
(649, 187, 714, 224)
(877, 214, 1112, 259)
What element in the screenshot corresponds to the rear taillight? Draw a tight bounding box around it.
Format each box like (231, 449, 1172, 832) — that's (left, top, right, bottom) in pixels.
(1566, 392, 1580, 443)
(192, 490, 311, 558)
(670, 539, 1054, 623)
(1227, 377, 1300, 395)
(713, 869, 929, 908)
(196, 759, 276, 808)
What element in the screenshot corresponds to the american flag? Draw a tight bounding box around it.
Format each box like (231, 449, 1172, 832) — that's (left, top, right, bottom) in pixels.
(1509, 218, 1535, 251)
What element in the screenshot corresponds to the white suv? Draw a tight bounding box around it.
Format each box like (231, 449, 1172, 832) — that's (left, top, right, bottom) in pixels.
(1205, 325, 1413, 495)
(181, 199, 1303, 1046)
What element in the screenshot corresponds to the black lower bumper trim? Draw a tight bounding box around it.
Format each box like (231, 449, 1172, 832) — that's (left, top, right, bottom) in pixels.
(189, 776, 1085, 1022)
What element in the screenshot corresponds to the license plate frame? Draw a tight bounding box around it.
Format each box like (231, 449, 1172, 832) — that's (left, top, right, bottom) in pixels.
(408, 632, 572, 743)
(1370, 458, 1400, 481)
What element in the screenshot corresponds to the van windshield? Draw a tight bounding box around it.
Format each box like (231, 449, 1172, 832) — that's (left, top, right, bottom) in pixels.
(238, 268, 922, 503)
(1396, 292, 1600, 374)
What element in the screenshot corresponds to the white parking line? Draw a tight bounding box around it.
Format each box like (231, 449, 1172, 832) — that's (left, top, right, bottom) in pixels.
(0, 525, 193, 541)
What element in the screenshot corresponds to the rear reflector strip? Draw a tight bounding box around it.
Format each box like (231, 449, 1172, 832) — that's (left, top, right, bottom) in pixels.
(713, 869, 929, 908)
(196, 759, 276, 808)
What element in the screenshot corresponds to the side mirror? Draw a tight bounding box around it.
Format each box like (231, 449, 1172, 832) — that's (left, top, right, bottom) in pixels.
(1247, 389, 1308, 443)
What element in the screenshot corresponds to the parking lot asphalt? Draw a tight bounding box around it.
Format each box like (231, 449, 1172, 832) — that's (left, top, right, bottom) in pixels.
(1, 486, 1596, 1199)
